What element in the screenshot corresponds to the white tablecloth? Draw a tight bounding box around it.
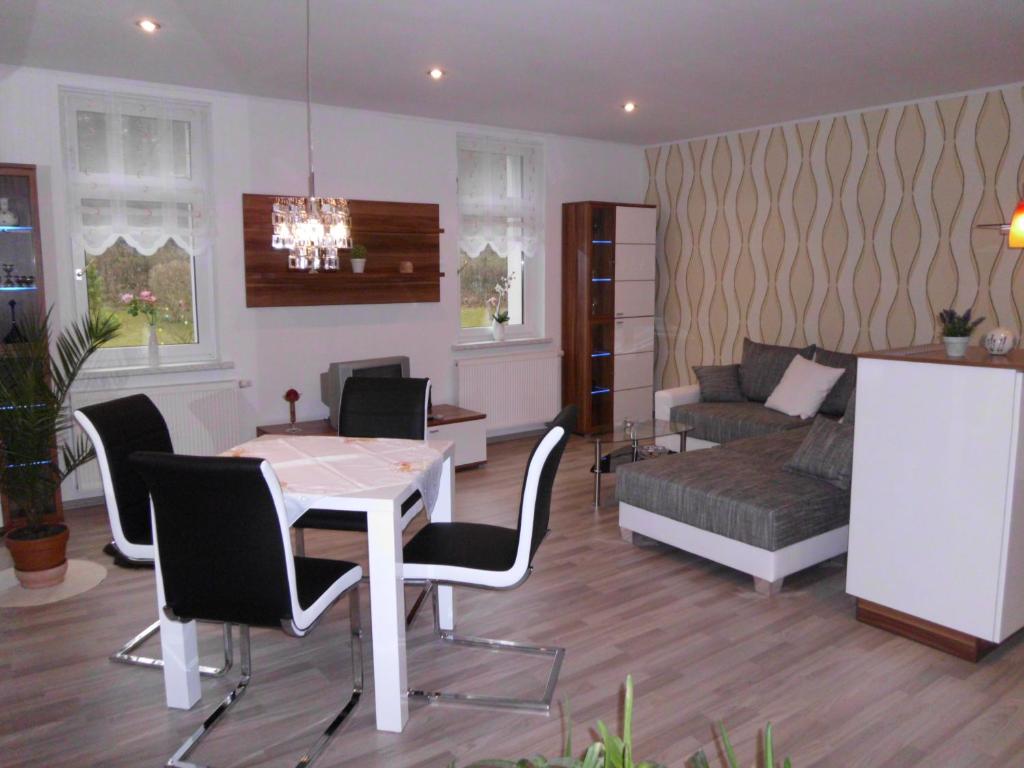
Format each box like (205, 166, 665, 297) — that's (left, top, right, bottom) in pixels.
(222, 434, 452, 520)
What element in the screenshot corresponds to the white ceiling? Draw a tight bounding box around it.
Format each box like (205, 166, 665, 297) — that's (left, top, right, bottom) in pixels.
(3, 0, 1024, 145)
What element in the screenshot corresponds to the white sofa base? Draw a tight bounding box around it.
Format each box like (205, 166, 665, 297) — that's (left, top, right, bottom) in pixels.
(619, 502, 849, 591)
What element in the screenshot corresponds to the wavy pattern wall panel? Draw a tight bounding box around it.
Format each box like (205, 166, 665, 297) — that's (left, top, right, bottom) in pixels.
(648, 83, 1024, 387)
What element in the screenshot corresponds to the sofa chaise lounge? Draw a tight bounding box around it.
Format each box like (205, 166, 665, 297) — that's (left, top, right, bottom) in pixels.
(618, 339, 857, 593)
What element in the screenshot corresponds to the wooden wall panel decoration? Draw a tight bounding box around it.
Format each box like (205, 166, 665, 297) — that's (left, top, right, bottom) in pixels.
(242, 194, 443, 307)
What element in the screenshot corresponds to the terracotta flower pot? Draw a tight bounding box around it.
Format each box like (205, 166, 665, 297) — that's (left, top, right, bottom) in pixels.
(5, 523, 70, 588)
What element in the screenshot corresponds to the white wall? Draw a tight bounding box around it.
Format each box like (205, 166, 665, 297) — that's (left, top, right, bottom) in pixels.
(0, 66, 645, 451)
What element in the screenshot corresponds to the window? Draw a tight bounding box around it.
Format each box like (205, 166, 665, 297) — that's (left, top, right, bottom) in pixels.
(60, 89, 216, 365)
(457, 135, 543, 340)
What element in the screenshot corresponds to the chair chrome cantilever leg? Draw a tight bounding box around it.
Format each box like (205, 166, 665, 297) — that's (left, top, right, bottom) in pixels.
(406, 583, 565, 713)
(111, 621, 233, 677)
(167, 589, 364, 768)
(167, 625, 252, 768)
(295, 588, 364, 768)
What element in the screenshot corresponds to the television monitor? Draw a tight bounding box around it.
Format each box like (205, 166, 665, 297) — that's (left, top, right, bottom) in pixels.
(319, 356, 411, 431)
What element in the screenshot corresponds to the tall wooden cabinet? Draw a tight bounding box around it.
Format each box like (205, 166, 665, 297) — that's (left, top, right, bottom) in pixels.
(0, 163, 61, 531)
(562, 202, 657, 434)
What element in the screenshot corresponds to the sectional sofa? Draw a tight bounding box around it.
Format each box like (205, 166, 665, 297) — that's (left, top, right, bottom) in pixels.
(617, 340, 857, 594)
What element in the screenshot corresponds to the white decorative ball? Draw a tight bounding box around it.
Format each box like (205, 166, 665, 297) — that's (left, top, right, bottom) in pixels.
(983, 327, 1017, 355)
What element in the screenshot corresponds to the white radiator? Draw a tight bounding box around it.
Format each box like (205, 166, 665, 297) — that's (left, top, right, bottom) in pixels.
(457, 351, 561, 434)
(69, 380, 242, 497)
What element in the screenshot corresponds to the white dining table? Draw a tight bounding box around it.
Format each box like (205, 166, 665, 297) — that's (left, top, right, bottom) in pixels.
(152, 434, 456, 733)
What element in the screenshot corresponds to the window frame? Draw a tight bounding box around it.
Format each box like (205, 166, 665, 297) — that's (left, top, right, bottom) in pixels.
(456, 134, 544, 343)
(59, 87, 219, 368)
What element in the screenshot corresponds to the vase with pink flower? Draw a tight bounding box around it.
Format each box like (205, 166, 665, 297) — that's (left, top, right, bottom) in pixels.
(122, 290, 160, 365)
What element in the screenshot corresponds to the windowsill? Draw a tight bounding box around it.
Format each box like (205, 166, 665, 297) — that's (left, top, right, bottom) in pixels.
(79, 359, 235, 380)
(451, 336, 554, 352)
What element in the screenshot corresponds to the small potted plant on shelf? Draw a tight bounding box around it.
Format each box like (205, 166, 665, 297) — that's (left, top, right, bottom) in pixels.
(487, 274, 514, 342)
(0, 310, 120, 588)
(350, 243, 368, 274)
(938, 307, 984, 358)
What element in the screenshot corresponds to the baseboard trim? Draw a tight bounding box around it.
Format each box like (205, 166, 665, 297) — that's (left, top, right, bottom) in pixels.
(855, 598, 996, 662)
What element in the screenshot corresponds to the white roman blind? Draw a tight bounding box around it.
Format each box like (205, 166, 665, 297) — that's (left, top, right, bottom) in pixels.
(457, 134, 542, 261)
(61, 89, 213, 259)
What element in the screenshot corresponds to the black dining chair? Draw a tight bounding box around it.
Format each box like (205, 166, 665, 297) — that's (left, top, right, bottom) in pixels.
(292, 376, 432, 555)
(402, 405, 576, 712)
(130, 452, 363, 768)
(73, 394, 232, 676)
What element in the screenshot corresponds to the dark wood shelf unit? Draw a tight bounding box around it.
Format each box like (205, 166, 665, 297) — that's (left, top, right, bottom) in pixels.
(0, 163, 62, 531)
(562, 201, 616, 434)
(242, 194, 443, 307)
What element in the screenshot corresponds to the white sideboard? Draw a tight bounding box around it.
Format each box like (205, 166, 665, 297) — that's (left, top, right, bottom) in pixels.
(846, 345, 1024, 659)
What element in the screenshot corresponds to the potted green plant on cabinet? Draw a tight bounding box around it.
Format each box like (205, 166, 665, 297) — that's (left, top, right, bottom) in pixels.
(0, 310, 119, 588)
(938, 307, 984, 358)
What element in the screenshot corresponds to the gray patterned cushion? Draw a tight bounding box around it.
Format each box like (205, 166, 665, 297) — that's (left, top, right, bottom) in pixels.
(740, 338, 816, 402)
(670, 401, 807, 444)
(815, 349, 857, 417)
(785, 417, 855, 490)
(694, 364, 746, 403)
(616, 428, 849, 551)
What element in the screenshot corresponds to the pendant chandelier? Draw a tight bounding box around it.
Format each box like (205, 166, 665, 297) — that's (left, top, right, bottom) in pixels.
(271, 0, 351, 273)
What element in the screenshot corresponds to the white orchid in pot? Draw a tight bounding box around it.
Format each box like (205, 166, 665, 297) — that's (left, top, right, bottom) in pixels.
(487, 274, 514, 341)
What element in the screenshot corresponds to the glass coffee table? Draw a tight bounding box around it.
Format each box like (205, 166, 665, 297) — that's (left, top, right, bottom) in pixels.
(589, 419, 693, 508)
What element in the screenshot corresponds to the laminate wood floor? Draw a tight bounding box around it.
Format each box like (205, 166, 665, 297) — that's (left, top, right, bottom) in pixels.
(3, 435, 1024, 767)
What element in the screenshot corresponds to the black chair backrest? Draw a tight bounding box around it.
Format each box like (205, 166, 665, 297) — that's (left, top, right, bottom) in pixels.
(516, 405, 576, 563)
(130, 452, 294, 628)
(76, 394, 173, 546)
(338, 376, 430, 440)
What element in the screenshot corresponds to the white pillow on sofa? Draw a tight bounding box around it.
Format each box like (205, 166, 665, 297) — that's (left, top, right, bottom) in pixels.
(764, 354, 845, 419)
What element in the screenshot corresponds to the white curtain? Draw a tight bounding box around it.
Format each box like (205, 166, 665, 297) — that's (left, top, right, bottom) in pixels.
(457, 135, 542, 261)
(60, 89, 213, 257)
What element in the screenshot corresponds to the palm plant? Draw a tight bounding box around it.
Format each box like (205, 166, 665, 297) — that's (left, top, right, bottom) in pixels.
(0, 309, 119, 533)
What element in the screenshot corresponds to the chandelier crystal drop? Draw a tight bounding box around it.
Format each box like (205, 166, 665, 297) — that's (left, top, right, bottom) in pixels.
(271, 0, 351, 273)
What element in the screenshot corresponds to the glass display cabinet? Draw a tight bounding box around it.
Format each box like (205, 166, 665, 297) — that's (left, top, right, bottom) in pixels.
(561, 201, 657, 435)
(0, 164, 44, 343)
(0, 163, 60, 531)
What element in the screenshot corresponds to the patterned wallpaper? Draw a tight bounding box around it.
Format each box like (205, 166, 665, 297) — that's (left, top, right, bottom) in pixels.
(645, 83, 1024, 389)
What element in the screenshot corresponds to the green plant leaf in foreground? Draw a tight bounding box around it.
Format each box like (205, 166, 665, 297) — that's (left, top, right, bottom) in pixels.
(460, 676, 788, 768)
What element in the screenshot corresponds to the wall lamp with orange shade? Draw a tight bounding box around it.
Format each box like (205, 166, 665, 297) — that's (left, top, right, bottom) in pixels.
(978, 188, 1024, 248)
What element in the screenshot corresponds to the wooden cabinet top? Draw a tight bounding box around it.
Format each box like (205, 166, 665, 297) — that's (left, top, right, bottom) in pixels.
(256, 403, 486, 437)
(859, 344, 1024, 372)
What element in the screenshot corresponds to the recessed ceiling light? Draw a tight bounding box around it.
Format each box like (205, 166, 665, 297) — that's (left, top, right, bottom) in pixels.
(429, 68, 445, 80)
(623, 101, 636, 113)
(136, 18, 161, 34)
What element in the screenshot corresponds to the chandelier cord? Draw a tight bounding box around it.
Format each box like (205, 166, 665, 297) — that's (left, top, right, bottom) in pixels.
(305, 0, 315, 200)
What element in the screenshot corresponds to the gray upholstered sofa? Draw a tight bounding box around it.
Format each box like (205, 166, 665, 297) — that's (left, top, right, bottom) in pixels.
(655, 340, 857, 452)
(620, 339, 857, 594)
